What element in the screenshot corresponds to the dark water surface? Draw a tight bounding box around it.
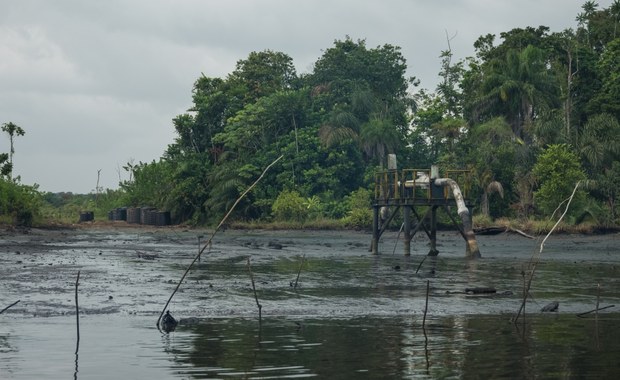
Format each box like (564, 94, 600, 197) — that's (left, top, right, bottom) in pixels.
(1, 228, 619, 379)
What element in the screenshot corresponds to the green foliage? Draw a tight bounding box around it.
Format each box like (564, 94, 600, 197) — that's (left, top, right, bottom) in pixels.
(341, 187, 373, 229)
(0, 179, 41, 226)
(272, 190, 308, 222)
(532, 144, 586, 218)
(101, 3, 620, 229)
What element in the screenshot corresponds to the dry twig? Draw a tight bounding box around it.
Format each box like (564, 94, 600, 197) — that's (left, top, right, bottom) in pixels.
(0, 300, 20, 315)
(247, 257, 262, 321)
(156, 155, 283, 329)
(294, 254, 305, 289)
(423, 280, 430, 328)
(514, 181, 581, 324)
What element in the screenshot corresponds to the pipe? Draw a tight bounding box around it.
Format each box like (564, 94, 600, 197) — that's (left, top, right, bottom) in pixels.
(434, 178, 481, 259)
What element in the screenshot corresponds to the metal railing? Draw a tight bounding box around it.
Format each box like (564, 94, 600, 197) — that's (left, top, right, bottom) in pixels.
(374, 168, 472, 203)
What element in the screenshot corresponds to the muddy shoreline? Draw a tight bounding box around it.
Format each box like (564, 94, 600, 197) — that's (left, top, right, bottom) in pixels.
(2, 224, 619, 320)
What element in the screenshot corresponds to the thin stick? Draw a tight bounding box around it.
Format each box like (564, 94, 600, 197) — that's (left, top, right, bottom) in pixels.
(514, 181, 581, 324)
(415, 256, 427, 274)
(247, 257, 262, 321)
(522, 269, 526, 325)
(422, 280, 430, 328)
(596, 283, 600, 320)
(197, 235, 202, 263)
(156, 155, 283, 329)
(294, 254, 305, 289)
(75, 270, 81, 353)
(576, 304, 615, 317)
(392, 222, 404, 255)
(0, 300, 20, 315)
(596, 283, 601, 348)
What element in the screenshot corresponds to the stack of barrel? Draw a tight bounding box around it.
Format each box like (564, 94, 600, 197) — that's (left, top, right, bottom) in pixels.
(108, 207, 127, 221)
(108, 206, 171, 226)
(79, 211, 94, 222)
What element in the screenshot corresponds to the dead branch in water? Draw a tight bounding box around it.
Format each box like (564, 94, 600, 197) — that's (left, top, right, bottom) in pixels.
(74, 271, 81, 380)
(247, 257, 262, 322)
(576, 304, 615, 318)
(156, 155, 283, 330)
(75, 271, 81, 352)
(415, 255, 427, 274)
(514, 181, 581, 325)
(508, 228, 535, 239)
(0, 300, 20, 315)
(293, 254, 305, 289)
(423, 280, 430, 328)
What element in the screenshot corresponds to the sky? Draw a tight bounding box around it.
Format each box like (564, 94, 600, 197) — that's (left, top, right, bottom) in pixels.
(0, 0, 611, 194)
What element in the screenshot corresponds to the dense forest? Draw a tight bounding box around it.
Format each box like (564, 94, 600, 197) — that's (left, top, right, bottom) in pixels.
(2, 1, 620, 230)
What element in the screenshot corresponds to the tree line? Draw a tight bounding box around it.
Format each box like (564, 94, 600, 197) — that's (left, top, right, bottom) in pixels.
(3, 1, 620, 229)
(118, 1, 620, 227)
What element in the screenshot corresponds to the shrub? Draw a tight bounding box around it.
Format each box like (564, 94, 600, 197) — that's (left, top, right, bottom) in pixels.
(0, 179, 41, 227)
(272, 190, 308, 222)
(532, 144, 587, 219)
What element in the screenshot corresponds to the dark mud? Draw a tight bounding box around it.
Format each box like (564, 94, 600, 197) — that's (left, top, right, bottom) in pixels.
(2, 226, 619, 318)
(1, 226, 620, 378)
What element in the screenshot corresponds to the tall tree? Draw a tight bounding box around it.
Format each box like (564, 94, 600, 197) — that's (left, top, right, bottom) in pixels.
(471, 45, 560, 143)
(1, 122, 25, 179)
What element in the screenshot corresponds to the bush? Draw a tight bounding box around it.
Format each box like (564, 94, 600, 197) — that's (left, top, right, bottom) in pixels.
(272, 190, 308, 222)
(532, 144, 587, 219)
(0, 179, 41, 227)
(342, 187, 373, 229)
(343, 208, 373, 229)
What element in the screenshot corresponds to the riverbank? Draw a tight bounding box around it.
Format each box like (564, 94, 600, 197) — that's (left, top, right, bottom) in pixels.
(4, 215, 619, 236)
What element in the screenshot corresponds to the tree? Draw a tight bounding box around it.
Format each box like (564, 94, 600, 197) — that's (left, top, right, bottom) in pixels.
(474, 45, 560, 142)
(590, 39, 620, 119)
(1, 122, 25, 179)
(532, 144, 586, 218)
(227, 50, 298, 103)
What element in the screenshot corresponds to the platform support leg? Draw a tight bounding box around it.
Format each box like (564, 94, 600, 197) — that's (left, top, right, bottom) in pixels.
(371, 205, 379, 255)
(403, 206, 411, 256)
(428, 206, 439, 256)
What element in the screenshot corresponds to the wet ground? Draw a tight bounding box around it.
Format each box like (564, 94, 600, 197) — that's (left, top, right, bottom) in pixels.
(1, 226, 620, 378)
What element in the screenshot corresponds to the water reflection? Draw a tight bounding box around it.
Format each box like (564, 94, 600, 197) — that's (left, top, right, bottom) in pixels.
(161, 314, 620, 379)
(2, 230, 620, 378)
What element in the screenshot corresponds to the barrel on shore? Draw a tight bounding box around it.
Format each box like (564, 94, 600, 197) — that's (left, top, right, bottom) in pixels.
(127, 207, 141, 224)
(155, 211, 171, 226)
(141, 207, 156, 225)
(79, 211, 94, 222)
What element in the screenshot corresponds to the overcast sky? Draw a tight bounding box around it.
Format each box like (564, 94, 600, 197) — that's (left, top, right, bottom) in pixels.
(0, 0, 611, 193)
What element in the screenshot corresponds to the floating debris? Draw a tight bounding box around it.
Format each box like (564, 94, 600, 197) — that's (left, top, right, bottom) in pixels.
(160, 310, 178, 332)
(541, 301, 559, 312)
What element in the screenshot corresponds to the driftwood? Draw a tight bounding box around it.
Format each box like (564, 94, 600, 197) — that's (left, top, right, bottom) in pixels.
(465, 287, 497, 294)
(576, 305, 615, 318)
(156, 155, 283, 330)
(509, 228, 535, 239)
(474, 227, 507, 235)
(0, 300, 20, 315)
(473, 226, 535, 239)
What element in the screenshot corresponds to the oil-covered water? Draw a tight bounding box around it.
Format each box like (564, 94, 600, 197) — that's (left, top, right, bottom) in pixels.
(1, 228, 619, 378)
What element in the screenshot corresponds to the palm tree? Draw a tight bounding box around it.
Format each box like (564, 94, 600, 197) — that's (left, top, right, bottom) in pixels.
(318, 110, 360, 147)
(575, 113, 620, 173)
(318, 88, 403, 167)
(477, 45, 559, 143)
(359, 117, 401, 167)
(1, 122, 25, 179)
